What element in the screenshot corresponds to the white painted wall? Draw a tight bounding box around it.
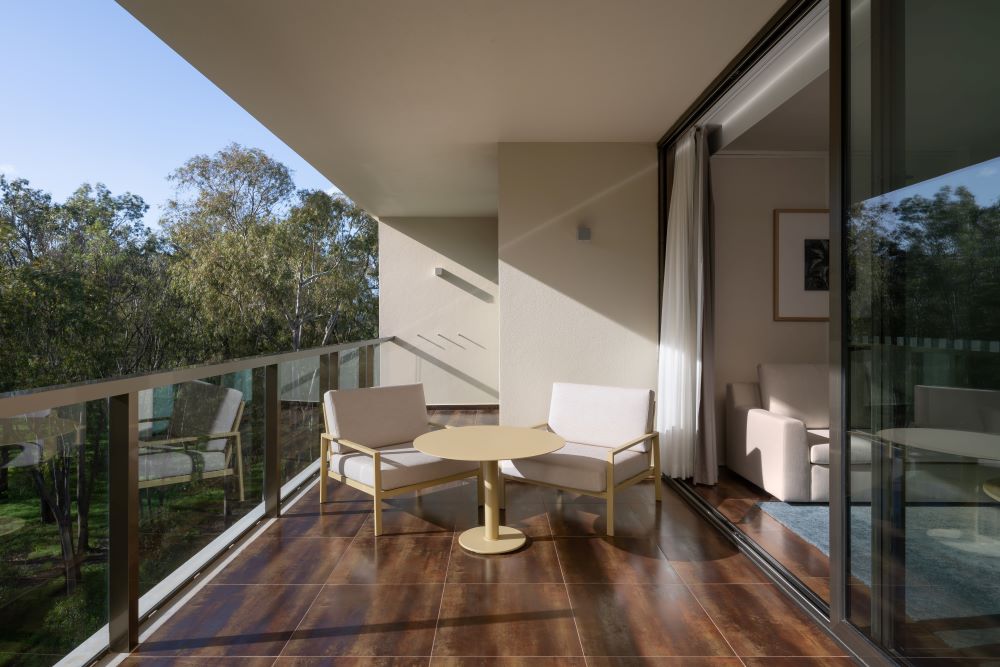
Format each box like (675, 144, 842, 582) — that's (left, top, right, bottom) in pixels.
(378, 217, 499, 405)
(498, 143, 659, 426)
(711, 153, 829, 458)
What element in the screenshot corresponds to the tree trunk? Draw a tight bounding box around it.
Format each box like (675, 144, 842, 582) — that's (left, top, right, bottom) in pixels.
(31, 467, 80, 593)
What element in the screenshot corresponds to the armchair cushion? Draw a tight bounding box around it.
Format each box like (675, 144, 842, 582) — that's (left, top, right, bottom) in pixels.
(324, 384, 429, 454)
(139, 448, 227, 482)
(757, 363, 828, 429)
(548, 382, 654, 451)
(501, 441, 650, 493)
(330, 442, 477, 490)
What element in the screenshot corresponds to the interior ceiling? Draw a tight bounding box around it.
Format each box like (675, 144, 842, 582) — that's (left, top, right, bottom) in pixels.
(118, 0, 785, 218)
(723, 70, 830, 153)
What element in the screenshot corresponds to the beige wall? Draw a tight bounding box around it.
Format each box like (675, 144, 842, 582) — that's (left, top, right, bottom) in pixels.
(378, 217, 499, 405)
(498, 143, 659, 426)
(711, 153, 829, 457)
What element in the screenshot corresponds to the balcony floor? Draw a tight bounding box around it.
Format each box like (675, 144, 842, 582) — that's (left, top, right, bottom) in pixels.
(124, 414, 852, 666)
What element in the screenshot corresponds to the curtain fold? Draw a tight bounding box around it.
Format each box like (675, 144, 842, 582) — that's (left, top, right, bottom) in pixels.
(657, 126, 717, 484)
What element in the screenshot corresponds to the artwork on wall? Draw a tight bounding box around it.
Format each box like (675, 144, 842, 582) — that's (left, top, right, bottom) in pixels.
(773, 209, 830, 321)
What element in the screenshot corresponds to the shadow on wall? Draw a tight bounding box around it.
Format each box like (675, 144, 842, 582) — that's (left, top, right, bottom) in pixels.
(392, 338, 499, 399)
(382, 217, 498, 283)
(436, 268, 494, 303)
(499, 144, 660, 344)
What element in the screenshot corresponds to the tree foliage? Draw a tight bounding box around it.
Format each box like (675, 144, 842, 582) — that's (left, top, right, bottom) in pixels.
(0, 144, 378, 393)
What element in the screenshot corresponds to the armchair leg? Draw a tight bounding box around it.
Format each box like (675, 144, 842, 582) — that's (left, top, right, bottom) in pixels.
(235, 434, 245, 502)
(606, 462, 615, 537)
(653, 433, 662, 503)
(319, 437, 329, 504)
(373, 492, 383, 537)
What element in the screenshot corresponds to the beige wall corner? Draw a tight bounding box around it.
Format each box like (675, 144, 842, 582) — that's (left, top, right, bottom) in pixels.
(498, 143, 659, 426)
(378, 217, 499, 405)
(711, 153, 830, 459)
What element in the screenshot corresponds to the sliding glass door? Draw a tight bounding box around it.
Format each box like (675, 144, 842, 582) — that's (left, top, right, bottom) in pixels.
(843, 0, 1000, 659)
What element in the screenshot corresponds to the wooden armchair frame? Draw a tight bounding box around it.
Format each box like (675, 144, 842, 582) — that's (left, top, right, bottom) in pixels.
(500, 422, 661, 536)
(138, 401, 246, 501)
(319, 422, 483, 536)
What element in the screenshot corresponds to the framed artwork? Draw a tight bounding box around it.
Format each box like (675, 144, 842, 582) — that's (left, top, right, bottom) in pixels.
(773, 209, 830, 321)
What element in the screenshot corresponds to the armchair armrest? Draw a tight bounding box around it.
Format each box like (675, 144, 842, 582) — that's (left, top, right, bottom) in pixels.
(609, 432, 657, 459)
(327, 435, 380, 457)
(139, 431, 240, 448)
(745, 409, 811, 501)
(529, 422, 551, 431)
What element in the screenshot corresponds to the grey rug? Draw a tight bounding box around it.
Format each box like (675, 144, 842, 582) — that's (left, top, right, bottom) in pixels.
(757, 501, 1000, 622)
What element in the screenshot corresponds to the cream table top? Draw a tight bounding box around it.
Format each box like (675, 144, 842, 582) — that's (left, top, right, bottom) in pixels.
(414, 425, 563, 462)
(876, 427, 1000, 461)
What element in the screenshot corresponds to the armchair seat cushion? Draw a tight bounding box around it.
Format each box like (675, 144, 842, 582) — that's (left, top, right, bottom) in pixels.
(500, 442, 650, 493)
(330, 442, 478, 490)
(139, 448, 227, 482)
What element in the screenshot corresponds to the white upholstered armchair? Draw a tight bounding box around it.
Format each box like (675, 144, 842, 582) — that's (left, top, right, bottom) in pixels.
(319, 383, 481, 536)
(500, 382, 660, 536)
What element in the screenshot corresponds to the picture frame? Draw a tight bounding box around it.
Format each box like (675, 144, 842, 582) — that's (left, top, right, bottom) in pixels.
(773, 209, 830, 322)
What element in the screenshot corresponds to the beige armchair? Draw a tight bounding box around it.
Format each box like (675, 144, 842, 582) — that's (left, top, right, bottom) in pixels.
(500, 382, 660, 536)
(138, 380, 245, 501)
(319, 383, 481, 536)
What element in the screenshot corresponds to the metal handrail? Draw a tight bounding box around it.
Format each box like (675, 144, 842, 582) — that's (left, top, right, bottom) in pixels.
(0, 336, 393, 418)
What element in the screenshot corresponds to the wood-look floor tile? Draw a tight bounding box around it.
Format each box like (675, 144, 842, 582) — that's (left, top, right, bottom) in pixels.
(566, 583, 735, 657)
(355, 500, 456, 537)
(742, 659, 859, 667)
(454, 503, 552, 539)
(213, 536, 352, 585)
(433, 584, 583, 657)
(586, 659, 744, 666)
(271, 502, 372, 538)
(447, 534, 562, 583)
(545, 501, 652, 538)
(800, 576, 832, 604)
(326, 535, 454, 584)
(281, 584, 442, 657)
(691, 583, 846, 657)
(274, 658, 430, 666)
(431, 659, 586, 666)
(554, 537, 681, 584)
(658, 528, 769, 585)
(136, 584, 321, 657)
(122, 657, 277, 666)
(738, 524, 830, 579)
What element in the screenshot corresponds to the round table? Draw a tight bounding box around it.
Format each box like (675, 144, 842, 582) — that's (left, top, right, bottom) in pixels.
(984, 479, 1000, 503)
(876, 427, 1000, 460)
(415, 425, 563, 554)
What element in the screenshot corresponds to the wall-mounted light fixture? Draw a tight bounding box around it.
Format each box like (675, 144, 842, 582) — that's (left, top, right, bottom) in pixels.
(434, 267, 445, 277)
(577, 225, 592, 242)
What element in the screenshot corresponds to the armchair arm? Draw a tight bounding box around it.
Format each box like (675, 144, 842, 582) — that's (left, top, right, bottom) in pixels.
(427, 422, 453, 430)
(529, 422, 551, 431)
(139, 431, 241, 448)
(608, 432, 658, 458)
(745, 409, 811, 501)
(328, 435, 380, 457)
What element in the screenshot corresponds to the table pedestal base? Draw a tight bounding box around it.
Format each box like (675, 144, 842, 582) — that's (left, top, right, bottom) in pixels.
(459, 525, 526, 554)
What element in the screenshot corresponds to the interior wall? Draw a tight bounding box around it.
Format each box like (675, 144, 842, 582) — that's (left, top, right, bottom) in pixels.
(711, 153, 829, 458)
(378, 217, 499, 405)
(498, 143, 659, 426)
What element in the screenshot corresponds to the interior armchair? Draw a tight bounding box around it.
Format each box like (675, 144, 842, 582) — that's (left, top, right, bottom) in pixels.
(138, 380, 246, 501)
(500, 382, 660, 536)
(320, 383, 482, 536)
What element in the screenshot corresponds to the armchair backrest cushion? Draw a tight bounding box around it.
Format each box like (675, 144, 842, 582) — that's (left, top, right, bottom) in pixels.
(757, 363, 828, 429)
(324, 384, 429, 453)
(169, 381, 244, 451)
(548, 382, 655, 451)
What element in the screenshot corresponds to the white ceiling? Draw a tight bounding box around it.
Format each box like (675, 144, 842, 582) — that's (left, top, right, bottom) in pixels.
(118, 0, 785, 217)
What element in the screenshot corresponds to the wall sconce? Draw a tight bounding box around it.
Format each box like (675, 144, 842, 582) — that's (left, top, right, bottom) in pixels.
(434, 267, 444, 277)
(577, 225, 592, 242)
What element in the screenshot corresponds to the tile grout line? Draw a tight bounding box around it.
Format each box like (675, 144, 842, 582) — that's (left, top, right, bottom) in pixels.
(272, 480, 370, 661)
(654, 511, 748, 667)
(428, 525, 457, 659)
(545, 504, 588, 661)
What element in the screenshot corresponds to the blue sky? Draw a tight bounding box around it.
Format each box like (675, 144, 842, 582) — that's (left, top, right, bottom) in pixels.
(0, 1, 336, 227)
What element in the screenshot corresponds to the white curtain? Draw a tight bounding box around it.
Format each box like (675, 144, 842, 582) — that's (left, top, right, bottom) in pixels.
(657, 126, 715, 482)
